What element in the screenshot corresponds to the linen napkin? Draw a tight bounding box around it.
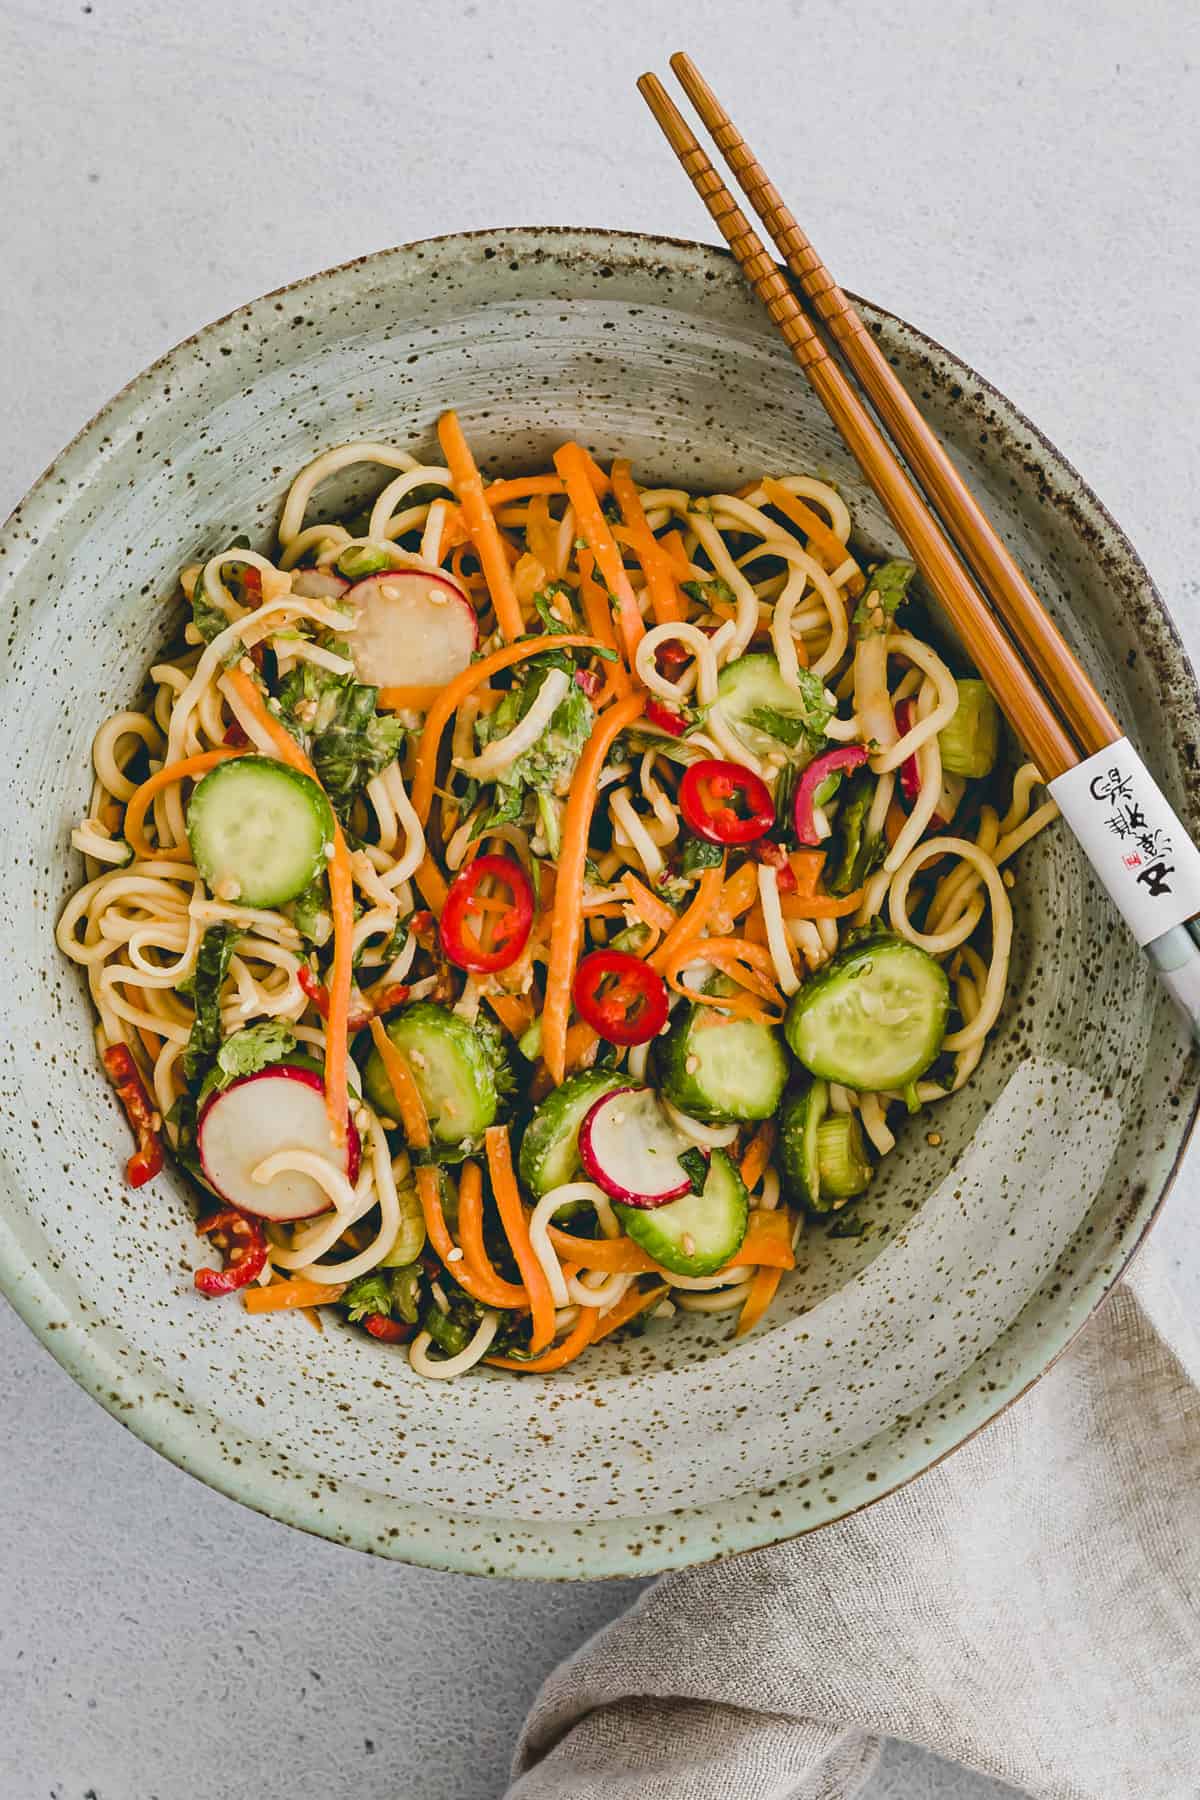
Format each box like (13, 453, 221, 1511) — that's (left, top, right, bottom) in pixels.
(507, 1231, 1200, 1800)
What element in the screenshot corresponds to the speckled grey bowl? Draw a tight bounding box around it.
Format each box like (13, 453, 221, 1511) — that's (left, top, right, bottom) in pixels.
(1, 228, 1197, 1578)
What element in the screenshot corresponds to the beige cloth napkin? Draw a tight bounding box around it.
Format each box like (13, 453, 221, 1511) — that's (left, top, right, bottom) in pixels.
(507, 1233, 1200, 1800)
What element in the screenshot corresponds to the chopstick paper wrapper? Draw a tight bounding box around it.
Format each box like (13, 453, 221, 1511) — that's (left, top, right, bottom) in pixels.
(1049, 740, 1200, 1031)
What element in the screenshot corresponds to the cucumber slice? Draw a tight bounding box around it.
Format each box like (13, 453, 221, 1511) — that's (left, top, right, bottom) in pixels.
(518, 1070, 626, 1197)
(716, 652, 828, 759)
(778, 1078, 827, 1210)
(938, 679, 1000, 779)
(815, 1113, 873, 1201)
(784, 932, 949, 1091)
(658, 998, 789, 1124)
(615, 1147, 748, 1276)
(362, 1002, 498, 1144)
(187, 755, 335, 909)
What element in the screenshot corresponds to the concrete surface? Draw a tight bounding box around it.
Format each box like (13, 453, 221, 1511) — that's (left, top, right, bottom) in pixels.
(2, 1, 1196, 1796)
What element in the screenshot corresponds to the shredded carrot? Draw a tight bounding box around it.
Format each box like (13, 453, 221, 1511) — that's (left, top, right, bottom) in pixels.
(548, 1207, 794, 1277)
(455, 1159, 528, 1309)
(730, 1208, 795, 1269)
(124, 747, 244, 858)
(525, 493, 560, 578)
(779, 887, 864, 920)
(371, 684, 441, 713)
(661, 934, 786, 1019)
(611, 459, 682, 624)
(529, 1019, 601, 1103)
(619, 871, 677, 934)
(224, 665, 350, 1148)
(486, 1126, 556, 1352)
(483, 991, 534, 1038)
(484, 475, 565, 507)
(734, 1264, 784, 1337)
(760, 476, 864, 596)
(485, 1305, 597, 1373)
(365, 1013, 426, 1140)
(659, 530, 691, 577)
(739, 1123, 776, 1192)
(546, 1227, 657, 1274)
(243, 1278, 345, 1314)
(884, 797, 907, 849)
(541, 691, 645, 1083)
(401, 634, 603, 822)
(592, 1283, 670, 1341)
(650, 859, 726, 973)
(788, 850, 826, 895)
(437, 411, 524, 642)
(554, 443, 645, 667)
(718, 860, 760, 922)
(577, 551, 631, 698)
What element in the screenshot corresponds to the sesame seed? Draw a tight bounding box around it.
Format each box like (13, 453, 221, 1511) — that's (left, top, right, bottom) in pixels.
(926, 1131, 942, 1147)
(446, 1247, 465, 1264)
(685, 1055, 700, 1074)
(681, 1233, 696, 1256)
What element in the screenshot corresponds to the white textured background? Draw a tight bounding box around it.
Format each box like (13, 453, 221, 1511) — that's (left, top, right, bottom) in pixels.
(2, 2, 1197, 1797)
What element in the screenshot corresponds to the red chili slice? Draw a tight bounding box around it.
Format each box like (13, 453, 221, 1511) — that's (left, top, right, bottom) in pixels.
(679, 759, 774, 846)
(644, 697, 689, 738)
(101, 1043, 164, 1187)
(573, 950, 670, 1046)
(894, 699, 922, 807)
(193, 1208, 268, 1297)
(439, 854, 534, 973)
(299, 965, 409, 1031)
(362, 1313, 413, 1342)
(792, 745, 870, 846)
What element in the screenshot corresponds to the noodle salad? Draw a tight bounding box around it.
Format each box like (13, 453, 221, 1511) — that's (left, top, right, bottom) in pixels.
(57, 415, 1058, 1379)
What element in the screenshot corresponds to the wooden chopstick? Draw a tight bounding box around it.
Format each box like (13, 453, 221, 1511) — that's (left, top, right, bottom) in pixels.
(637, 72, 1078, 780)
(667, 50, 1120, 761)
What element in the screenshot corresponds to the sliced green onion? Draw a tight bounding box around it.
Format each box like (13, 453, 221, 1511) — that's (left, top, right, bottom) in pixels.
(815, 1113, 874, 1201)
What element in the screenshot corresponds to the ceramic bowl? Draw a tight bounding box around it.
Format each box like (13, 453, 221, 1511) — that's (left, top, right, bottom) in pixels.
(2, 228, 1197, 1579)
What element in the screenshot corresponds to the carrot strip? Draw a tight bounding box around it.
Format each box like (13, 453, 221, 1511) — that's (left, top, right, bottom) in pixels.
(660, 530, 691, 577)
(760, 476, 864, 596)
(485, 1306, 597, 1373)
(483, 992, 534, 1038)
(401, 634, 603, 821)
(546, 1227, 658, 1274)
(619, 871, 677, 934)
(611, 459, 682, 624)
(525, 493, 561, 579)
(554, 443, 645, 667)
(371, 685, 441, 713)
(484, 475, 565, 507)
(788, 850, 827, 896)
(365, 1016, 426, 1143)
(124, 748, 244, 859)
(739, 1123, 776, 1192)
(661, 935, 786, 1013)
(541, 691, 646, 1082)
(884, 797, 907, 849)
(437, 411, 524, 642)
(730, 1209, 795, 1270)
(224, 666, 351, 1148)
(577, 552, 631, 699)
(734, 1265, 784, 1337)
(648, 860, 726, 977)
(779, 888, 864, 920)
(243, 1278, 345, 1314)
(718, 860, 760, 922)
(592, 1283, 669, 1342)
(456, 1159, 529, 1308)
(486, 1126, 556, 1352)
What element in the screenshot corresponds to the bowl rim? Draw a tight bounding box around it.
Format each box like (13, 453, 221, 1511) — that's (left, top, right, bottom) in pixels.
(2, 223, 1198, 1578)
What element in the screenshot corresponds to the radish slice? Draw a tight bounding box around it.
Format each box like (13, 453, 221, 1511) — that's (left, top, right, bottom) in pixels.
(197, 1065, 361, 1221)
(291, 569, 350, 600)
(345, 569, 477, 688)
(578, 1085, 700, 1208)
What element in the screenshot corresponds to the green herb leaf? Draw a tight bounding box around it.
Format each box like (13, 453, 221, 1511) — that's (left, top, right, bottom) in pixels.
(681, 576, 735, 608)
(342, 1264, 424, 1325)
(678, 1147, 709, 1195)
(196, 1021, 298, 1104)
(275, 662, 404, 818)
(287, 878, 332, 946)
(679, 834, 725, 875)
(852, 559, 917, 633)
(183, 926, 240, 1084)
